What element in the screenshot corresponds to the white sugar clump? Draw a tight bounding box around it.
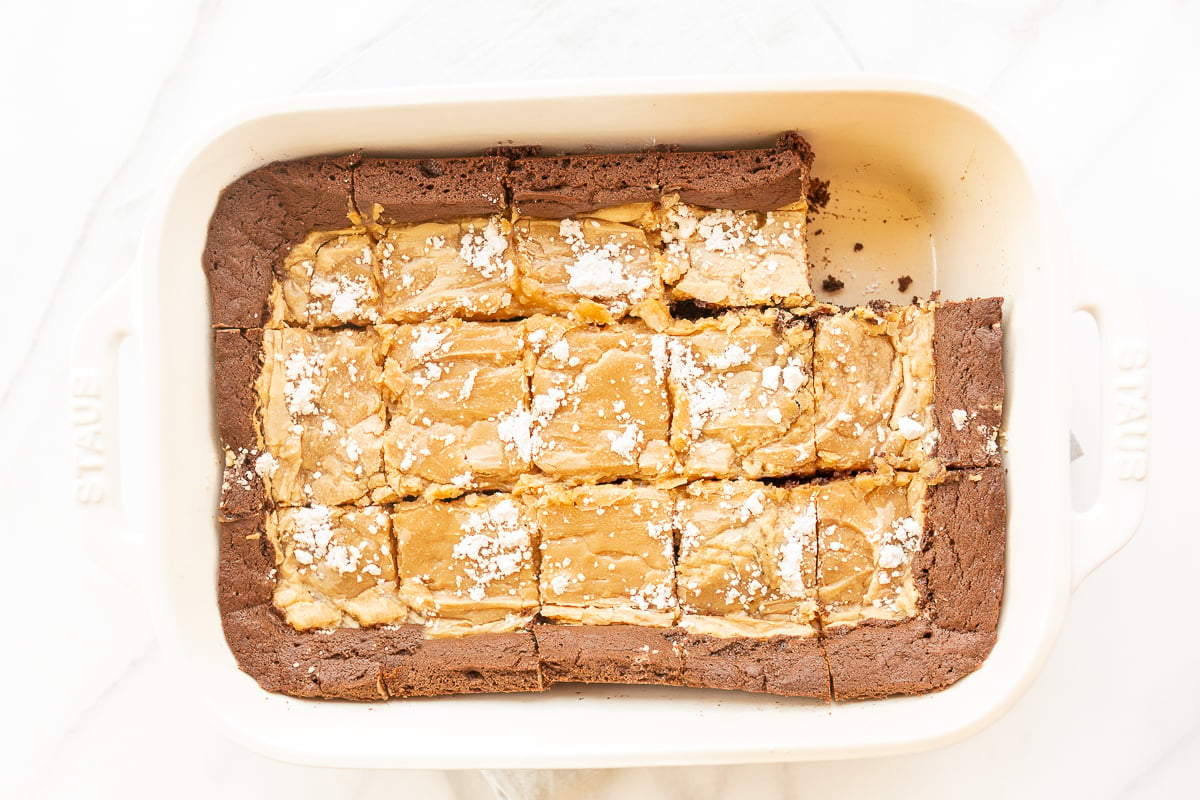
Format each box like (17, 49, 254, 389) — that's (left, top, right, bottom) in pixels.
(559, 217, 650, 301)
(761, 365, 781, 391)
(606, 423, 643, 462)
(878, 543, 905, 570)
(778, 500, 816, 595)
(739, 489, 765, 522)
(283, 350, 323, 416)
(459, 218, 512, 278)
(411, 326, 451, 360)
(453, 499, 532, 601)
(897, 415, 927, 440)
(253, 451, 278, 478)
(290, 506, 364, 575)
(668, 340, 730, 436)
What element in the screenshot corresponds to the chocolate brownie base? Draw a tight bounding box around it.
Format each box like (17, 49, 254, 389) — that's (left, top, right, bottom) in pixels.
(824, 466, 1005, 700)
(381, 630, 543, 697)
(204, 154, 358, 328)
(922, 467, 1006, 633)
(508, 151, 660, 218)
(221, 600, 543, 700)
(218, 516, 274, 617)
(353, 156, 507, 225)
(534, 624, 682, 686)
(658, 132, 814, 211)
(934, 298, 1005, 467)
(823, 618, 995, 701)
(213, 328, 264, 519)
(675, 633, 830, 699)
(222, 604, 388, 700)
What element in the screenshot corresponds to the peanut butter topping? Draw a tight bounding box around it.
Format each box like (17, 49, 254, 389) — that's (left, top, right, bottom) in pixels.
(374, 216, 519, 322)
(534, 483, 677, 627)
(392, 494, 539, 637)
(248, 181, 988, 642)
(270, 505, 405, 630)
(659, 201, 812, 307)
(273, 228, 379, 327)
(817, 472, 927, 627)
(675, 481, 819, 638)
(256, 327, 390, 506)
(666, 310, 815, 479)
(525, 320, 675, 484)
(513, 216, 669, 330)
(381, 320, 528, 499)
(814, 303, 937, 471)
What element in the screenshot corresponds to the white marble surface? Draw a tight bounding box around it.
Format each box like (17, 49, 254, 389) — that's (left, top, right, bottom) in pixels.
(2, 0, 1198, 797)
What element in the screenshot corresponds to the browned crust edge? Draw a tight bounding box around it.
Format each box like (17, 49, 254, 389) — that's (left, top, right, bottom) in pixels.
(508, 151, 661, 219)
(674, 632, 831, 700)
(657, 131, 814, 212)
(353, 156, 508, 226)
(213, 328, 265, 520)
(934, 298, 1005, 468)
(533, 624, 683, 687)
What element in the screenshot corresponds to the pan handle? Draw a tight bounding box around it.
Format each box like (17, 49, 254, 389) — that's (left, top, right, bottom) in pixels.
(68, 270, 141, 589)
(1070, 287, 1150, 588)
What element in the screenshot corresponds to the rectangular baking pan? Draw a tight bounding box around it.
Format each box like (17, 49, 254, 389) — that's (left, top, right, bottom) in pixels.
(68, 77, 1150, 767)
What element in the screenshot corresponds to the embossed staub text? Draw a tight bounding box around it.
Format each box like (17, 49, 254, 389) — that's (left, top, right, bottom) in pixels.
(71, 370, 106, 504)
(1114, 342, 1149, 481)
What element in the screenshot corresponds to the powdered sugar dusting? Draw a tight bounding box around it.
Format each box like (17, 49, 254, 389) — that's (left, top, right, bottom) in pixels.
(458, 217, 512, 278)
(558, 217, 651, 301)
(283, 350, 323, 416)
(411, 326, 451, 360)
(452, 499, 533, 601)
(668, 339, 730, 436)
(289, 506, 364, 575)
(779, 500, 816, 595)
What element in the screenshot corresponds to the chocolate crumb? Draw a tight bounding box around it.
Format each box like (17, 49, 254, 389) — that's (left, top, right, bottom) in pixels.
(822, 275, 845, 293)
(898, 275, 913, 292)
(812, 228, 823, 236)
(807, 177, 830, 210)
(853, 242, 864, 253)
(671, 299, 723, 320)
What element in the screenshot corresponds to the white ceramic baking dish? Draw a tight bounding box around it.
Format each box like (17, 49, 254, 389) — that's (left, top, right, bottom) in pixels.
(69, 77, 1150, 768)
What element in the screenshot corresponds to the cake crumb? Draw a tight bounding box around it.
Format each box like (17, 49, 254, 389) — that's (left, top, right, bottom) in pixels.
(822, 275, 844, 292)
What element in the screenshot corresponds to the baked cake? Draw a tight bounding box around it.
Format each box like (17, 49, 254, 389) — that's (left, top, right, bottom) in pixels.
(206, 133, 1005, 701)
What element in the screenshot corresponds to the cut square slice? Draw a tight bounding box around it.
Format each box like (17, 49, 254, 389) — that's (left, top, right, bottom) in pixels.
(391, 494, 539, 637)
(533, 483, 677, 626)
(820, 467, 1006, 699)
(374, 216, 520, 322)
(658, 203, 812, 307)
(814, 303, 937, 471)
(381, 320, 528, 499)
(256, 327, 389, 506)
(526, 320, 675, 484)
(272, 228, 379, 327)
(666, 310, 815, 479)
(816, 471, 927, 627)
(512, 216, 668, 329)
(675, 480, 820, 637)
(270, 505, 405, 631)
